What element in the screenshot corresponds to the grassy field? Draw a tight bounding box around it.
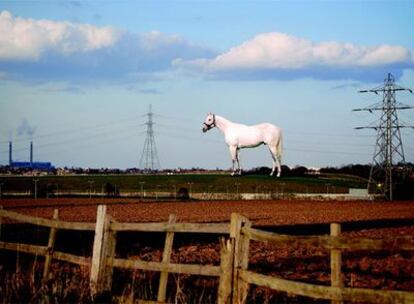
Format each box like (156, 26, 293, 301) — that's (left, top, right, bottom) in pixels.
(0, 173, 366, 197)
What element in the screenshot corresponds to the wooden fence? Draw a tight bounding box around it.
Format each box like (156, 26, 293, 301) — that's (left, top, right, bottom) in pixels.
(0, 205, 230, 303)
(1, 206, 414, 303)
(232, 214, 414, 304)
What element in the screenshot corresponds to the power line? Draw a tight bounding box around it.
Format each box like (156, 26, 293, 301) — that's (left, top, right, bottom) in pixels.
(2, 129, 371, 157)
(158, 130, 371, 156)
(37, 131, 145, 163)
(353, 73, 414, 200)
(0, 123, 145, 155)
(2, 111, 377, 149)
(158, 130, 224, 145)
(0, 115, 141, 145)
(285, 147, 370, 156)
(156, 114, 201, 124)
(1, 109, 392, 167)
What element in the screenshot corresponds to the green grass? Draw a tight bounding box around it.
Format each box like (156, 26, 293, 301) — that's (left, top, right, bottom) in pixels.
(0, 173, 366, 195)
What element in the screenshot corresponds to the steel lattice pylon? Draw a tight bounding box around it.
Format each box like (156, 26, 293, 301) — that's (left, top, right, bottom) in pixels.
(139, 105, 160, 172)
(354, 73, 413, 200)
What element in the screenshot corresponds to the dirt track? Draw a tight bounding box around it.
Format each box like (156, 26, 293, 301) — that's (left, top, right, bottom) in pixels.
(1, 198, 413, 226)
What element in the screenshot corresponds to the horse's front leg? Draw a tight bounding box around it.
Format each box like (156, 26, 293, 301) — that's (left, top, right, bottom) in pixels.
(229, 145, 237, 176)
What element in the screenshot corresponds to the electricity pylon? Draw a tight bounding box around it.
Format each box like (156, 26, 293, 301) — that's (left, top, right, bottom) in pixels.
(353, 73, 413, 200)
(139, 105, 160, 172)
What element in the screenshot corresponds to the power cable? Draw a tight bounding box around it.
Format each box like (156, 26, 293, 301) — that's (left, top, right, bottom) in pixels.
(0, 115, 143, 145)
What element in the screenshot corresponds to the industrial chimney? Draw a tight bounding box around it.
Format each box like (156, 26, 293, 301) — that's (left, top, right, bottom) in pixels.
(30, 141, 33, 164)
(9, 141, 12, 166)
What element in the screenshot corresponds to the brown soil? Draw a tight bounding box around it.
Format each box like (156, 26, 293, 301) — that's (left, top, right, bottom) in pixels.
(1, 198, 413, 226)
(1, 198, 414, 302)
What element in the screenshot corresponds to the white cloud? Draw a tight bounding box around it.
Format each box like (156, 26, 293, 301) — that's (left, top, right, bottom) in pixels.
(140, 31, 189, 51)
(0, 11, 216, 84)
(2, 11, 409, 83)
(359, 45, 411, 66)
(176, 32, 414, 71)
(0, 10, 119, 61)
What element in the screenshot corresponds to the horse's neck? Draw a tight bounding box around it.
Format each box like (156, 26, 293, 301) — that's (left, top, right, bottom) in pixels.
(215, 116, 233, 133)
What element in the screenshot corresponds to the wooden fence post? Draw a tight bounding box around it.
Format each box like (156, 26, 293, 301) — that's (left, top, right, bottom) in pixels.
(217, 238, 233, 304)
(90, 205, 116, 296)
(101, 214, 116, 292)
(230, 213, 251, 304)
(43, 209, 59, 281)
(157, 214, 176, 303)
(331, 223, 343, 304)
(90, 205, 108, 296)
(0, 206, 3, 240)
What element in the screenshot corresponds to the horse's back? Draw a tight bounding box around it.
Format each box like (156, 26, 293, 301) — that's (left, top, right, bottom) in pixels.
(255, 123, 282, 145)
(255, 123, 281, 134)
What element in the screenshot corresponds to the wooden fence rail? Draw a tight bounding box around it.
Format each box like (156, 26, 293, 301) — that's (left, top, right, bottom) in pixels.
(234, 213, 414, 304)
(1, 206, 414, 304)
(0, 241, 90, 266)
(0, 208, 95, 230)
(0, 205, 233, 303)
(242, 226, 414, 251)
(239, 270, 414, 304)
(111, 221, 229, 234)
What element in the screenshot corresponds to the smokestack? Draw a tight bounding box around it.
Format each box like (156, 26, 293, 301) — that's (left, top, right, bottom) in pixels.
(30, 141, 33, 164)
(9, 141, 12, 166)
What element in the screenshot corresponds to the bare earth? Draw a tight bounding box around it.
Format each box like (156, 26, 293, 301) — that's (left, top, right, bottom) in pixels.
(1, 198, 413, 225)
(1, 198, 414, 301)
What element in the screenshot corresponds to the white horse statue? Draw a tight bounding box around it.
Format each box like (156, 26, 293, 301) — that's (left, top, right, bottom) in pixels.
(202, 113, 283, 176)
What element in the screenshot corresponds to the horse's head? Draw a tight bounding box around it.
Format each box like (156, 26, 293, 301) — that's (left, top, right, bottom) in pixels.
(202, 112, 216, 133)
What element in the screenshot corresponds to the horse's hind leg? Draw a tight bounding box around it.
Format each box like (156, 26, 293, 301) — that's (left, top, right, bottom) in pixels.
(229, 145, 238, 176)
(268, 145, 281, 177)
(268, 146, 277, 176)
(276, 154, 282, 177)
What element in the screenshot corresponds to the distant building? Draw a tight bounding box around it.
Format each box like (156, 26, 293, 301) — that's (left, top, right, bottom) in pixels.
(8, 141, 54, 171)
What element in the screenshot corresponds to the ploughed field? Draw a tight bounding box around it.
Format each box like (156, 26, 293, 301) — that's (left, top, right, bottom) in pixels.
(0, 198, 413, 226)
(1, 199, 414, 303)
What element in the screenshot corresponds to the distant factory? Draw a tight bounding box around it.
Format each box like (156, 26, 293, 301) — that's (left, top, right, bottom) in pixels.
(8, 141, 54, 170)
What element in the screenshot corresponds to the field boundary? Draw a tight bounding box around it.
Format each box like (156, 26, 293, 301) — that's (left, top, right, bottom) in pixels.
(1, 206, 414, 303)
(0, 190, 375, 201)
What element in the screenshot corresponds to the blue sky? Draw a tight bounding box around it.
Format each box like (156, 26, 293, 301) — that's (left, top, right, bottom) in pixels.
(0, 0, 414, 170)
